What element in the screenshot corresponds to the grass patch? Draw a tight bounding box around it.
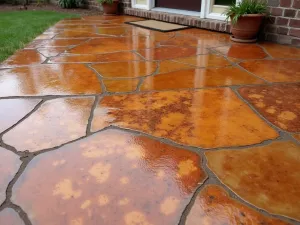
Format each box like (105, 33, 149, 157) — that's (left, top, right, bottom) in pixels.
(0, 10, 79, 62)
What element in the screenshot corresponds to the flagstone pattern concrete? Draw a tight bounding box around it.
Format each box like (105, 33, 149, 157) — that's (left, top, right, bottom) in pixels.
(0, 15, 299, 225)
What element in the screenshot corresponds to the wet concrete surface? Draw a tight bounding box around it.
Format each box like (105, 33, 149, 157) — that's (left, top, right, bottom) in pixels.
(0, 15, 299, 225)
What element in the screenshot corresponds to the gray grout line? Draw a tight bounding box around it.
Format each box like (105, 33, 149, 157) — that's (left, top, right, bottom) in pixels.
(0, 99, 44, 154)
(256, 43, 274, 59)
(235, 62, 272, 84)
(135, 77, 145, 92)
(178, 150, 209, 225)
(132, 50, 147, 61)
(0, 156, 34, 225)
(86, 96, 100, 136)
(86, 64, 108, 92)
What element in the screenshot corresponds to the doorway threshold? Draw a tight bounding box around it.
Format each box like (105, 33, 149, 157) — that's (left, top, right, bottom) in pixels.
(151, 7, 200, 17)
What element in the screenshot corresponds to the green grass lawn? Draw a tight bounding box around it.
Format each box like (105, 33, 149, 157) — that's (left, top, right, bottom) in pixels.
(0, 10, 79, 62)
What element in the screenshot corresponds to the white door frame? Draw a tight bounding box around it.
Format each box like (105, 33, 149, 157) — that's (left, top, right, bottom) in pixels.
(131, 0, 154, 10)
(131, 0, 236, 20)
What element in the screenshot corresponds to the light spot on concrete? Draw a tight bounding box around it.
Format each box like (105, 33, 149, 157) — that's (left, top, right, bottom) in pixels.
(160, 196, 180, 215)
(70, 218, 83, 225)
(52, 160, 66, 166)
(177, 159, 197, 177)
(125, 146, 143, 159)
(53, 179, 81, 200)
(120, 177, 129, 184)
(81, 200, 91, 209)
(89, 162, 111, 183)
(119, 197, 130, 206)
(124, 211, 153, 225)
(266, 107, 276, 114)
(156, 170, 165, 179)
(98, 194, 109, 206)
(255, 102, 265, 108)
(276, 121, 288, 129)
(249, 94, 264, 99)
(278, 111, 297, 121)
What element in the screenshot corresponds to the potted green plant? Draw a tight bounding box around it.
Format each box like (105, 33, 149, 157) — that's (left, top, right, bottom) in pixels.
(98, 0, 119, 15)
(225, 0, 268, 42)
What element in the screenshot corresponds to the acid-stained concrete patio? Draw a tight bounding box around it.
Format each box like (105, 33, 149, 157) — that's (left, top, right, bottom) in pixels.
(0, 15, 300, 225)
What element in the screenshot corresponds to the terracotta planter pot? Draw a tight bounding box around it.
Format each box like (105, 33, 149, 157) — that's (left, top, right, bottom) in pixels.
(230, 14, 264, 42)
(102, 0, 119, 15)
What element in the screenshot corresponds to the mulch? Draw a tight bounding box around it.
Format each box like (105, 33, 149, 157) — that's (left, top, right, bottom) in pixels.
(0, 3, 101, 15)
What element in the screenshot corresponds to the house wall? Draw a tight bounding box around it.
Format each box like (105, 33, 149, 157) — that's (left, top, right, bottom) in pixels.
(264, 0, 300, 45)
(85, 0, 131, 13)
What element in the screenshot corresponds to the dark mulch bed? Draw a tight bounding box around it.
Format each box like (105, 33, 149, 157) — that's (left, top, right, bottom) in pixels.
(0, 3, 101, 16)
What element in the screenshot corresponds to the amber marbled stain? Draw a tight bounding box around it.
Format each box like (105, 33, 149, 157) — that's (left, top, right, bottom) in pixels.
(0, 148, 22, 204)
(12, 129, 207, 225)
(26, 38, 88, 48)
(0, 64, 102, 97)
(91, 89, 278, 148)
(259, 42, 300, 59)
(0, 49, 46, 68)
(140, 67, 265, 91)
(239, 84, 300, 132)
(3, 97, 94, 152)
(104, 79, 140, 92)
(158, 60, 195, 74)
(185, 185, 291, 225)
(239, 60, 300, 82)
(205, 141, 300, 221)
(68, 36, 157, 54)
(37, 47, 67, 57)
(137, 46, 200, 60)
(214, 44, 267, 59)
(49, 52, 142, 63)
(91, 61, 157, 78)
(0, 208, 25, 225)
(0, 99, 40, 133)
(174, 54, 231, 67)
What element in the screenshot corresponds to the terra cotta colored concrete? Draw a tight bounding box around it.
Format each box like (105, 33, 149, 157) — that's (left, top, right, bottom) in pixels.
(206, 141, 300, 221)
(239, 60, 300, 82)
(186, 185, 290, 225)
(0, 64, 102, 97)
(140, 67, 265, 91)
